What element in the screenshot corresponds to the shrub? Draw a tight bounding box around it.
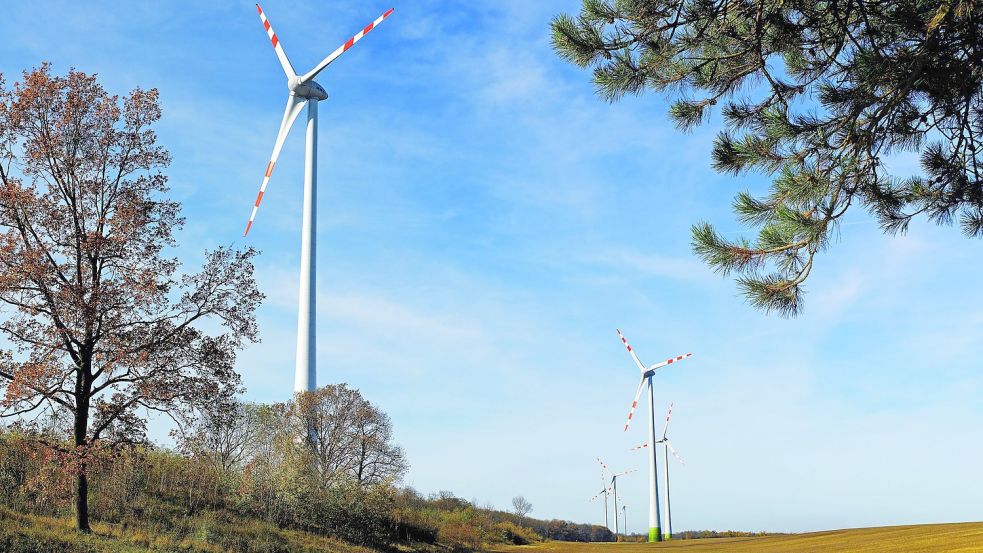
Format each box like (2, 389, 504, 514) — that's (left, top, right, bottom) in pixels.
(495, 521, 539, 545)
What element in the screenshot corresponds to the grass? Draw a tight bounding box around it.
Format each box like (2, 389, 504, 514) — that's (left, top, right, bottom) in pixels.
(0, 506, 387, 553)
(489, 523, 983, 553)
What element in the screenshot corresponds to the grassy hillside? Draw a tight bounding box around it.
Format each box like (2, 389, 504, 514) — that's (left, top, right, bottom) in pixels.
(0, 506, 395, 553)
(490, 523, 983, 553)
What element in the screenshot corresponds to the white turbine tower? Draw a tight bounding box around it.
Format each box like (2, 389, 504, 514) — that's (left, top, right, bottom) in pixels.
(244, 4, 394, 393)
(616, 329, 692, 543)
(632, 403, 686, 541)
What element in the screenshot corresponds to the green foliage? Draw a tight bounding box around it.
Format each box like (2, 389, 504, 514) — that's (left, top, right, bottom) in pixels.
(552, 0, 983, 316)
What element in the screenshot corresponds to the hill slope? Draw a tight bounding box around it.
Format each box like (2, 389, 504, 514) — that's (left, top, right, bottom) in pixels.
(491, 523, 983, 553)
(0, 507, 397, 553)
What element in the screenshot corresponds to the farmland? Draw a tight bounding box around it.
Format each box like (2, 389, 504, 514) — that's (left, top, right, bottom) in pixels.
(490, 523, 983, 553)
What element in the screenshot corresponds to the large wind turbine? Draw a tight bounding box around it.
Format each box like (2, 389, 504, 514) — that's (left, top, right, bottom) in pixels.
(616, 329, 692, 543)
(244, 4, 394, 393)
(632, 403, 686, 541)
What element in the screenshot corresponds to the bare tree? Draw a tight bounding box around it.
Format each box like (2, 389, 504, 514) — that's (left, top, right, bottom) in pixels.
(291, 384, 407, 487)
(0, 65, 261, 531)
(512, 495, 533, 523)
(175, 401, 264, 472)
(350, 397, 407, 486)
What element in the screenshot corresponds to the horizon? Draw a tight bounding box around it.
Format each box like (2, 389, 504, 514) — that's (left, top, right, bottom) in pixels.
(2, 0, 981, 535)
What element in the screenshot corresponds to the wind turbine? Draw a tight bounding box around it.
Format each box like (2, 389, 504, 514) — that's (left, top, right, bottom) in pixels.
(589, 458, 612, 530)
(244, 4, 394, 393)
(589, 484, 611, 530)
(621, 504, 629, 537)
(632, 403, 686, 541)
(601, 461, 635, 537)
(657, 403, 685, 541)
(611, 469, 634, 537)
(616, 329, 692, 543)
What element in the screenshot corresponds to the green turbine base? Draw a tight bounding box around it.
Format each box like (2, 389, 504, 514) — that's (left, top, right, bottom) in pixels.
(648, 527, 663, 542)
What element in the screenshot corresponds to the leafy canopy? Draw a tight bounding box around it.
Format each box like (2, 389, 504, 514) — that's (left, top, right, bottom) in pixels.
(0, 65, 262, 530)
(553, 0, 983, 316)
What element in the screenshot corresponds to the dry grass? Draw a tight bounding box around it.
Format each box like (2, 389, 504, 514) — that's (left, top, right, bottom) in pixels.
(0, 506, 384, 553)
(489, 523, 983, 553)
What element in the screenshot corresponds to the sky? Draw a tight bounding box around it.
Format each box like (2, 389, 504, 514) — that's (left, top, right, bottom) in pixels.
(3, 0, 982, 535)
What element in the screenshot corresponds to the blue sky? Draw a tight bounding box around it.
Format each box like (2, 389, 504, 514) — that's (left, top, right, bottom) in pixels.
(4, 0, 982, 534)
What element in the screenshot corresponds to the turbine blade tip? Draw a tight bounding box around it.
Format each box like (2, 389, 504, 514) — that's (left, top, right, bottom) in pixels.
(384, 7, 395, 16)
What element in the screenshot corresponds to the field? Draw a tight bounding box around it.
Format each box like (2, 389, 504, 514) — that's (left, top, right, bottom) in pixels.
(490, 523, 983, 553)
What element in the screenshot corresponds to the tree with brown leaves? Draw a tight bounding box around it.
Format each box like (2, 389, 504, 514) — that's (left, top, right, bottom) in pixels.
(0, 65, 262, 532)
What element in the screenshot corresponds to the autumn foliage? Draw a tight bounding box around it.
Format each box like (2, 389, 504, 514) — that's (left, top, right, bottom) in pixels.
(0, 65, 262, 531)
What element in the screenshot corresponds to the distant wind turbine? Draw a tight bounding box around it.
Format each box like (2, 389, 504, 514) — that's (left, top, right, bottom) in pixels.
(657, 403, 685, 541)
(244, 4, 394, 393)
(589, 459, 612, 530)
(598, 457, 635, 538)
(617, 329, 692, 542)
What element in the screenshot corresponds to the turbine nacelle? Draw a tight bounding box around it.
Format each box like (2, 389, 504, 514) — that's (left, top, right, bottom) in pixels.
(291, 79, 328, 101)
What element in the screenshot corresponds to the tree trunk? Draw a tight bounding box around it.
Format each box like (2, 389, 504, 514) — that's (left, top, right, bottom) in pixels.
(75, 466, 90, 533)
(74, 374, 91, 533)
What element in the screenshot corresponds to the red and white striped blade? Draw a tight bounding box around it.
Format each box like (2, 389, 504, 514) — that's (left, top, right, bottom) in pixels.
(596, 457, 609, 476)
(666, 440, 685, 466)
(623, 376, 646, 432)
(648, 352, 693, 372)
(301, 8, 395, 83)
(629, 442, 649, 451)
(256, 4, 296, 79)
(661, 402, 673, 441)
(616, 329, 647, 372)
(589, 487, 611, 502)
(614, 469, 637, 477)
(244, 95, 305, 236)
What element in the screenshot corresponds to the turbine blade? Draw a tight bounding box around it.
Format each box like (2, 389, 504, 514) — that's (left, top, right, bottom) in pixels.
(596, 457, 609, 476)
(623, 377, 646, 432)
(661, 402, 673, 440)
(589, 487, 612, 502)
(629, 442, 649, 451)
(244, 95, 306, 236)
(616, 329, 647, 372)
(647, 352, 693, 372)
(256, 4, 297, 79)
(301, 8, 395, 83)
(666, 441, 685, 466)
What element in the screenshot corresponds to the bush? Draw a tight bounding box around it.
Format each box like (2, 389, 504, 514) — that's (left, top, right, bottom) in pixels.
(495, 521, 539, 545)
